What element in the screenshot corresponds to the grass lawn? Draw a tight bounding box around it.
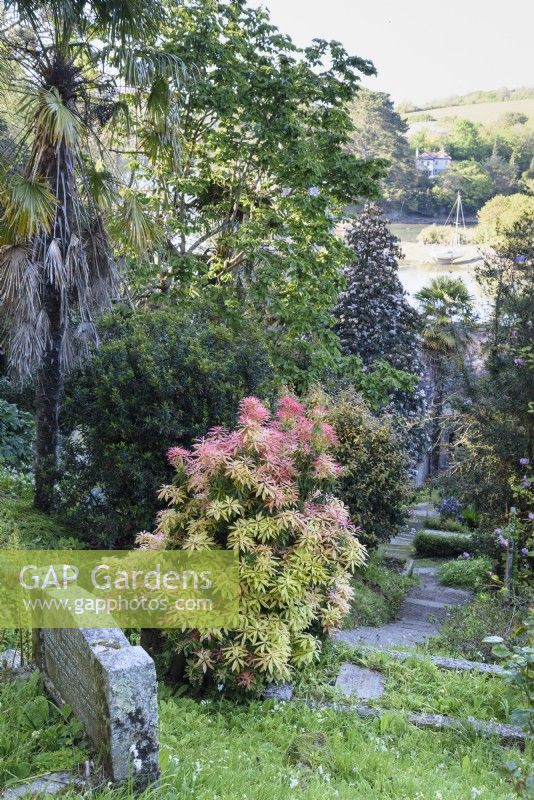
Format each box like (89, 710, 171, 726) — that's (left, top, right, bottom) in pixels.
(2, 673, 529, 799)
(405, 98, 534, 130)
(294, 642, 520, 724)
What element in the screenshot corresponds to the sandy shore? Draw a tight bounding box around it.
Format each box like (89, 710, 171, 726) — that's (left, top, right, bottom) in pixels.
(400, 240, 484, 265)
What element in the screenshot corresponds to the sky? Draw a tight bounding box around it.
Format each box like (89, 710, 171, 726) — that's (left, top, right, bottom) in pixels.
(250, 0, 534, 106)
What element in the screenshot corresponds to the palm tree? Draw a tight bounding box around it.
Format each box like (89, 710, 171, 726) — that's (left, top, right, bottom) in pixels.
(415, 276, 475, 475)
(0, 1, 181, 510)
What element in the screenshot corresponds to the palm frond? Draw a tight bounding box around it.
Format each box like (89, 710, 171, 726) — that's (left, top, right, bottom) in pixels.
(91, 0, 165, 44)
(0, 173, 56, 239)
(82, 160, 117, 209)
(0, 244, 44, 378)
(118, 190, 161, 253)
(121, 47, 186, 91)
(26, 88, 82, 152)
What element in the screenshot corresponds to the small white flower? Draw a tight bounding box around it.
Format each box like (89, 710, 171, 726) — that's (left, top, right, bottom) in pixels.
(471, 789, 482, 799)
(289, 777, 299, 789)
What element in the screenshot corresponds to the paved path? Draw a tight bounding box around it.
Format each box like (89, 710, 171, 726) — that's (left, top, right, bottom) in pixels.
(337, 503, 472, 649)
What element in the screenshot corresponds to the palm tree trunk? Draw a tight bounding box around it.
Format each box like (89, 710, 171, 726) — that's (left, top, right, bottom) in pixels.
(33, 74, 75, 511)
(34, 282, 65, 512)
(430, 369, 445, 476)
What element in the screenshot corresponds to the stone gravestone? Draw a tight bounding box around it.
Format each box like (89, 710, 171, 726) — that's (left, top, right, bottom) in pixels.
(33, 627, 159, 788)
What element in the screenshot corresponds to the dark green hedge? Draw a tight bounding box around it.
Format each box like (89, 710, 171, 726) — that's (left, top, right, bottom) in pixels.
(414, 530, 472, 558)
(58, 305, 272, 546)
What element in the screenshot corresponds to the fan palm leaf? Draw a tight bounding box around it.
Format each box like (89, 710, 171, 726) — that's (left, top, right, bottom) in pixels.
(0, 173, 56, 239)
(0, 0, 183, 510)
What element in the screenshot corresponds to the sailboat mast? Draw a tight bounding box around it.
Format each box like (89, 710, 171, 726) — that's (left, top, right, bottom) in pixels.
(452, 192, 461, 247)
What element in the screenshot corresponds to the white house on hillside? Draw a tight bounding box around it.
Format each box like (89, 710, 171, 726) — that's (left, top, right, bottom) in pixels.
(415, 148, 452, 178)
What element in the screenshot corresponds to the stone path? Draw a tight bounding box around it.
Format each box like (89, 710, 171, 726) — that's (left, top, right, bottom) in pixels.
(336, 565, 471, 648)
(337, 502, 472, 650)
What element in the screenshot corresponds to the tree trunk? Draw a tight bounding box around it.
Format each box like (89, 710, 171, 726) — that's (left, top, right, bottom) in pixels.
(430, 370, 445, 476)
(33, 73, 74, 511)
(34, 282, 65, 512)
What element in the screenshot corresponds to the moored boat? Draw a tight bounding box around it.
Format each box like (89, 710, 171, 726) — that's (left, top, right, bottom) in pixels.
(432, 192, 466, 264)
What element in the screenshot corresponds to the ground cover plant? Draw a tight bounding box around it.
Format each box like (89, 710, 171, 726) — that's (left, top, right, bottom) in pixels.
(293, 641, 520, 724)
(0, 467, 78, 550)
(0, 672, 87, 788)
(439, 556, 493, 591)
(424, 591, 533, 663)
(360, 651, 519, 723)
(40, 691, 532, 800)
(342, 553, 416, 628)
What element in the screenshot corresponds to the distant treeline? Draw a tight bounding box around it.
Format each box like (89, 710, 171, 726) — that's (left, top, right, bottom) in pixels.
(399, 86, 534, 114)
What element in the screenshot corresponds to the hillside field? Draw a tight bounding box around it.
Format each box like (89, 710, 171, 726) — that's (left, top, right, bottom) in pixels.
(405, 97, 534, 133)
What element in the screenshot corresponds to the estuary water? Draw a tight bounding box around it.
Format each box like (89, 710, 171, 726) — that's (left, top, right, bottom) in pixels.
(391, 223, 490, 316)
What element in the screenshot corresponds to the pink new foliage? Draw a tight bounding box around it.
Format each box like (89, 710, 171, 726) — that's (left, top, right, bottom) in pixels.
(163, 396, 343, 507)
(139, 395, 366, 691)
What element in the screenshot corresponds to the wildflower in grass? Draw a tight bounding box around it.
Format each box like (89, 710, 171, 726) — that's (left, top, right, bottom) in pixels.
(521, 547, 529, 556)
(520, 457, 530, 466)
(462, 552, 471, 559)
(514, 357, 525, 366)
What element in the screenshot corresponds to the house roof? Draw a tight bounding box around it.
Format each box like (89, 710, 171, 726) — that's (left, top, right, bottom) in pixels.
(416, 149, 452, 161)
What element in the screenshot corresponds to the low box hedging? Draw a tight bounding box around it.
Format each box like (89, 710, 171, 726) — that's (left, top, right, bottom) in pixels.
(420, 515, 467, 533)
(414, 530, 472, 558)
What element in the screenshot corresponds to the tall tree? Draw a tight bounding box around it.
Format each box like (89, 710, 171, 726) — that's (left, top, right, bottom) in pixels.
(335, 203, 422, 376)
(0, 1, 180, 510)
(347, 89, 423, 209)
(335, 203, 425, 457)
(115, 0, 386, 389)
(415, 277, 475, 475)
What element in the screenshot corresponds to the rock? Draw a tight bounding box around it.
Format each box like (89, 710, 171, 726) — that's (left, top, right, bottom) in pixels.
(33, 627, 159, 787)
(263, 682, 294, 701)
(0, 649, 22, 670)
(0, 772, 83, 799)
(335, 663, 384, 700)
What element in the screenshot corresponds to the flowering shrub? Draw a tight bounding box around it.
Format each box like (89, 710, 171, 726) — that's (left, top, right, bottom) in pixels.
(138, 396, 366, 691)
(437, 496, 463, 520)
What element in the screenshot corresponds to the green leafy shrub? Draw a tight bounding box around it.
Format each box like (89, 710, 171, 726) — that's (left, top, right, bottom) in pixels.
(343, 554, 416, 627)
(0, 672, 86, 787)
(484, 609, 534, 732)
(421, 514, 467, 533)
(0, 399, 34, 469)
(59, 306, 272, 546)
(439, 556, 492, 590)
(325, 392, 411, 549)
(414, 530, 472, 558)
(139, 395, 366, 692)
